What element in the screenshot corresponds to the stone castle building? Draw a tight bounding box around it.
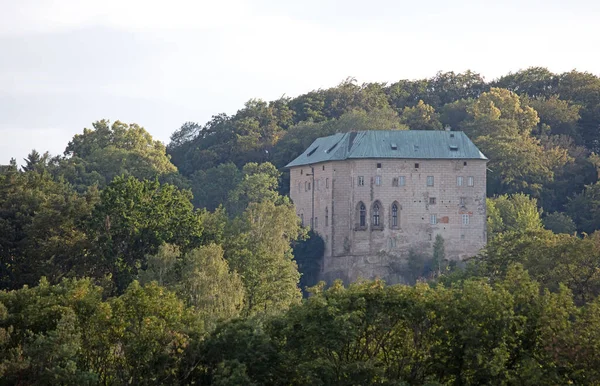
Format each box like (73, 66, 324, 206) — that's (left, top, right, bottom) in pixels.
(286, 130, 488, 283)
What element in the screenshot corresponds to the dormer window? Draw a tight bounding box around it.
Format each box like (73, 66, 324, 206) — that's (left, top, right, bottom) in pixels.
(391, 143, 398, 150)
(307, 146, 319, 156)
(449, 145, 458, 151)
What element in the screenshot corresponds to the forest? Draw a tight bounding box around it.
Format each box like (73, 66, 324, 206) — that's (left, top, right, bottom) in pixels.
(2, 67, 600, 384)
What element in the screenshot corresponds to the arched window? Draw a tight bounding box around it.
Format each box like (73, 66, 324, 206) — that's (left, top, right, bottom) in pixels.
(359, 203, 366, 227)
(373, 203, 380, 226)
(325, 207, 329, 227)
(391, 203, 398, 227)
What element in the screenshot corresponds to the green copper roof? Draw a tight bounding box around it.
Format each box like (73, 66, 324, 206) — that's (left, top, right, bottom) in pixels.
(285, 130, 487, 168)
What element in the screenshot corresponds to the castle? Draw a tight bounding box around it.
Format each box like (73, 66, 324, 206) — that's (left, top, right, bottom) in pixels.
(286, 130, 488, 283)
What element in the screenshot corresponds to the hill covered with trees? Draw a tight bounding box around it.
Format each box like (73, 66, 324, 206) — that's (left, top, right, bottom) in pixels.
(2, 67, 600, 384)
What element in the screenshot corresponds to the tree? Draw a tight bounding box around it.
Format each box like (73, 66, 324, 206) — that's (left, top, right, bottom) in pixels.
(22, 149, 51, 172)
(493, 67, 558, 97)
(225, 199, 305, 316)
(89, 176, 203, 291)
(526, 95, 582, 138)
(487, 193, 543, 237)
(291, 230, 325, 296)
(141, 244, 245, 330)
(543, 212, 576, 234)
(462, 88, 570, 196)
(190, 163, 242, 210)
(108, 281, 195, 384)
(226, 162, 281, 217)
(0, 170, 98, 289)
(432, 235, 446, 276)
(400, 100, 443, 130)
(567, 182, 600, 233)
(58, 120, 177, 189)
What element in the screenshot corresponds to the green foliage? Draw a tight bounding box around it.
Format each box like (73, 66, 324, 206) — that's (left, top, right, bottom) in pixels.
(400, 100, 443, 130)
(292, 230, 325, 296)
(543, 212, 577, 234)
(225, 199, 305, 317)
(432, 235, 446, 276)
(0, 170, 98, 289)
(567, 181, 600, 234)
(141, 244, 245, 330)
(190, 163, 242, 210)
(57, 120, 177, 190)
(89, 176, 203, 291)
(487, 194, 543, 237)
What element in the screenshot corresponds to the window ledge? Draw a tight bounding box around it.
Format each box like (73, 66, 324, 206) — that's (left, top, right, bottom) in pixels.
(355, 226, 368, 231)
(371, 225, 384, 231)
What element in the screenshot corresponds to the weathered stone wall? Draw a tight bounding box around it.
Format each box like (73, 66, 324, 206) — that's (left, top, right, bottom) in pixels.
(289, 157, 487, 284)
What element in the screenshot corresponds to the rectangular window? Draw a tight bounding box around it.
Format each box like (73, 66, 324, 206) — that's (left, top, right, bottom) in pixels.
(358, 176, 365, 186)
(308, 182, 311, 190)
(300, 214, 304, 226)
(429, 197, 436, 205)
(430, 214, 437, 225)
(399, 176, 406, 186)
(462, 214, 470, 225)
(468, 176, 474, 186)
(457, 176, 463, 186)
(375, 175, 381, 186)
(326, 178, 329, 188)
(460, 197, 466, 206)
(304, 181, 308, 191)
(392, 177, 399, 187)
(427, 176, 434, 187)
(298, 182, 301, 193)
(315, 217, 318, 229)
(377, 163, 382, 169)
(415, 163, 419, 169)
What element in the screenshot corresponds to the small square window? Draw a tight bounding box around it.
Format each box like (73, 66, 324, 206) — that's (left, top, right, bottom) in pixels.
(430, 214, 437, 225)
(429, 197, 436, 205)
(457, 176, 463, 186)
(468, 176, 474, 187)
(377, 163, 382, 169)
(358, 176, 365, 186)
(464, 161, 467, 166)
(415, 163, 419, 169)
(375, 176, 381, 186)
(427, 176, 434, 187)
(399, 176, 406, 186)
(462, 214, 470, 225)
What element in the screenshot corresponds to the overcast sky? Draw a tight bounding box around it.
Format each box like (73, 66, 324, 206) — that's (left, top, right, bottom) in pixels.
(1, 0, 599, 165)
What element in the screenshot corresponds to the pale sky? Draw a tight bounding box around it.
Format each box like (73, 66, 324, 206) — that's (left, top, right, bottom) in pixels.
(1, 0, 599, 165)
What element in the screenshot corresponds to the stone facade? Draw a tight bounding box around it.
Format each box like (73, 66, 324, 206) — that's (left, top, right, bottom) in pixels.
(289, 157, 487, 284)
